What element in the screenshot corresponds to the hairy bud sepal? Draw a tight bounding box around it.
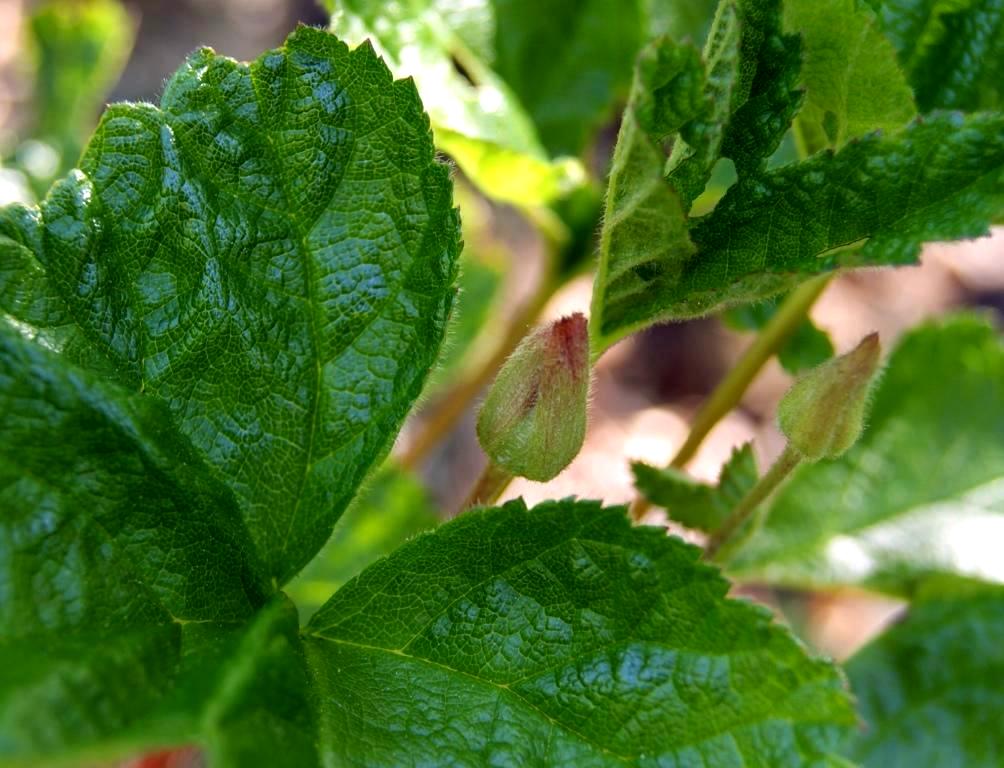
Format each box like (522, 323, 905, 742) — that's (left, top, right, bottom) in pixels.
(779, 332, 882, 461)
(477, 314, 590, 481)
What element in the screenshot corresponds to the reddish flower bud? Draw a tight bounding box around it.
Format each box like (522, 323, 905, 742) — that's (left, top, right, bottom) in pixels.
(476, 313, 590, 481)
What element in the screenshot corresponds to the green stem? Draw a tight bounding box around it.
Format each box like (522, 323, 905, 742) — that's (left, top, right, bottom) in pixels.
(703, 444, 802, 561)
(460, 461, 514, 512)
(629, 273, 833, 521)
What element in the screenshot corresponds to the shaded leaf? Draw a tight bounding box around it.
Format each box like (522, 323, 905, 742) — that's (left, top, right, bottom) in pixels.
(303, 498, 855, 765)
(729, 315, 1004, 595)
(0, 323, 269, 764)
(842, 588, 1004, 767)
(633, 442, 758, 531)
(0, 27, 460, 584)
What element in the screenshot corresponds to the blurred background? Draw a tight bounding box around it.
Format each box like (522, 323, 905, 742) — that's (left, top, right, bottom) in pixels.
(1, 3, 1002, 764)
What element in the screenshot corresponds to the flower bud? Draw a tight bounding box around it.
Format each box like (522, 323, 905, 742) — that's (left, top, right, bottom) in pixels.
(476, 313, 590, 481)
(778, 332, 881, 461)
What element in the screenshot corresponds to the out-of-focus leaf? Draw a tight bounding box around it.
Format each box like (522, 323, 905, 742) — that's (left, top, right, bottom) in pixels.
(22, 0, 132, 193)
(724, 298, 835, 373)
(783, 0, 915, 152)
(729, 315, 1004, 596)
(870, 0, 1004, 111)
(326, 0, 582, 205)
(842, 588, 1004, 767)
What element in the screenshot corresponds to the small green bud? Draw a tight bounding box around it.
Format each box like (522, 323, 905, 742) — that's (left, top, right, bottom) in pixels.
(778, 332, 882, 461)
(476, 313, 590, 481)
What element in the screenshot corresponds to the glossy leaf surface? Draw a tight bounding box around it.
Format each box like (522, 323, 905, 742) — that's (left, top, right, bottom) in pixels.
(0, 27, 460, 584)
(304, 498, 855, 766)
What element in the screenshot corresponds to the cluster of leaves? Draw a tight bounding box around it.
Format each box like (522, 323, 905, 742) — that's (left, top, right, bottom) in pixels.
(1, 0, 1003, 766)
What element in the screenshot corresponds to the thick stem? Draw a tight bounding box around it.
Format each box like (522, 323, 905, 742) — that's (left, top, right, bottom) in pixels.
(460, 461, 514, 512)
(629, 273, 833, 521)
(703, 444, 802, 561)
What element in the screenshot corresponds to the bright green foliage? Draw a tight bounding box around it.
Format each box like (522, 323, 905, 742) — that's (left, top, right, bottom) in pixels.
(633, 442, 758, 531)
(784, 0, 915, 151)
(325, 0, 582, 205)
(842, 588, 1004, 767)
(0, 27, 460, 585)
(304, 498, 855, 765)
(589, 36, 703, 354)
(729, 316, 1004, 595)
(680, 112, 1004, 317)
(778, 333, 881, 461)
(870, 0, 1004, 111)
(19, 0, 132, 194)
(724, 298, 834, 373)
(285, 465, 440, 621)
(477, 314, 589, 480)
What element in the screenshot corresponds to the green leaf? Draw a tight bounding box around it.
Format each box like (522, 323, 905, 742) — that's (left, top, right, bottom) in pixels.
(724, 297, 835, 373)
(0, 27, 460, 584)
(325, 0, 582, 205)
(633, 442, 758, 531)
(676, 112, 1004, 318)
(19, 0, 132, 193)
(783, 0, 915, 151)
(842, 588, 1004, 767)
(589, 37, 702, 354)
(285, 464, 440, 622)
(871, 0, 1004, 112)
(0, 323, 270, 764)
(487, 0, 646, 157)
(303, 498, 855, 765)
(728, 315, 1004, 596)
(591, 0, 804, 353)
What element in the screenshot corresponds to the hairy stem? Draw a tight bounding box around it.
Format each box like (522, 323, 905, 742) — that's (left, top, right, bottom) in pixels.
(629, 273, 833, 521)
(460, 461, 514, 512)
(703, 444, 802, 560)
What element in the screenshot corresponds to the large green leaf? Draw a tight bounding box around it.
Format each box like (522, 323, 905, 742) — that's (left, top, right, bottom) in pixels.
(675, 112, 1004, 318)
(784, 0, 915, 152)
(842, 588, 1004, 767)
(303, 498, 855, 765)
(0, 27, 460, 584)
(871, 0, 1004, 112)
(325, 0, 581, 205)
(0, 323, 269, 764)
(729, 315, 1004, 595)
